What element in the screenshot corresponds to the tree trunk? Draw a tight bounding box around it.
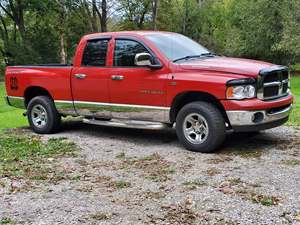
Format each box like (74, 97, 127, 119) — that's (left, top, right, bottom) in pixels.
(182, 0, 188, 33)
(60, 32, 67, 64)
(93, 0, 108, 32)
(83, 0, 96, 32)
(1, 0, 27, 43)
(152, 0, 158, 30)
(138, 1, 150, 29)
(100, 0, 107, 32)
(92, 0, 99, 31)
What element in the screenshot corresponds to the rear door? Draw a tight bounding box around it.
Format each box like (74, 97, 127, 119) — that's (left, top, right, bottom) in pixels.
(108, 38, 169, 122)
(71, 38, 111, 118)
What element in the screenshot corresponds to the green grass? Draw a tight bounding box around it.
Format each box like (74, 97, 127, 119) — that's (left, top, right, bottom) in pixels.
(288, 76, 300, 126)
(0, 131, 77, 179)
(0, 83, 27, 129)
(291, 64, 300, 72)
(0, 77, 299, 129)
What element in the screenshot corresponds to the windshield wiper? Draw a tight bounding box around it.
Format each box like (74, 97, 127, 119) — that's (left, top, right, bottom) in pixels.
(200, 52, 216, 57)
(173, 53, 215, 63)
(173, 55, 202, 63)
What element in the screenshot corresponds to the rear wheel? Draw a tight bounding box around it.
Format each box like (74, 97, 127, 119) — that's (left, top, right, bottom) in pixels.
(27, 96, 61, 134)
(176, 101, 226, 153)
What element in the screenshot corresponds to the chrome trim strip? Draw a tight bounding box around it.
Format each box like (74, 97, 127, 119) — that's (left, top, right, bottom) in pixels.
(6, 96, 26, 109)
(7, 96, 24, 100)
(73, 101, 170, 110)
(54, 100, 77, 116)
(226, 104, 292, 127)
(55, 100, 171, 123)
(264, 81, 281, 87)
(266, 105, 293, 117)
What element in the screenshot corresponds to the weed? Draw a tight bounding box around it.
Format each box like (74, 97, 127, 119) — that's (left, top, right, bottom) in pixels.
(90, 212, 113, 220)
(109, 180, 131, 189)
(281, 159, 300, 166)
(143, 190, 166, 199)
(120, 153, 175, 182)
(233, 150, 262, 159)
(161, 197, 198, 224)
(182, 180, 206, 190)
(250, 194, 280, 206)
(0, 131, 78, 185)
(206, 168, 221, 176)
(0, 218, 15, 225)
(116, 152, 125, 159)
(218, 178, 280, 206)
(206, 156, 233, 164)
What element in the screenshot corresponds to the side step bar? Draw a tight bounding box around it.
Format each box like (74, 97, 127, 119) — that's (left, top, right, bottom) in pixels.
(83, 118, 170, 130)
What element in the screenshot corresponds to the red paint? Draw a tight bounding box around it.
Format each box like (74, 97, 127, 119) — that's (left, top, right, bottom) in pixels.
(5, 31, 293, 112)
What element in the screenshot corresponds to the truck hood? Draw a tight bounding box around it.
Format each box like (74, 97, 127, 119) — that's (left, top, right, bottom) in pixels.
(178, 57, 274, 77)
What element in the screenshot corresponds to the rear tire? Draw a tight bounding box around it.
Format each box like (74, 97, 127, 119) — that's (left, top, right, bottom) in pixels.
(176, 101, 226, 153)
(27, 96, 61, 134)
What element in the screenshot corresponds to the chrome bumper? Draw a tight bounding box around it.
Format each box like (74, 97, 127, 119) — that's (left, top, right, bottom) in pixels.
(226, 104, 292, 131)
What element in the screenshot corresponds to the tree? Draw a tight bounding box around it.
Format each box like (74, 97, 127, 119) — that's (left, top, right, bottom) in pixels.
(0, 0, 27, 43)
(276, 0, 300, 64)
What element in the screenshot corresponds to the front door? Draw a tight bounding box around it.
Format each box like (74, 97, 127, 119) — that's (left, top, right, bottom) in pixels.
(109, 38, 169, 122)
(71, 38, 111, 118)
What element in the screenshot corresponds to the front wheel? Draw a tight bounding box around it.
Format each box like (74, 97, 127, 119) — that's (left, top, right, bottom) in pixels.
(176, 101, 226, 153)
(27, 96, 61, 134)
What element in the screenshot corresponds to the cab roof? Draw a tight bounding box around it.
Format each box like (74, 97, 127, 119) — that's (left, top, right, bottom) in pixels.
(82, 30, 176, 40)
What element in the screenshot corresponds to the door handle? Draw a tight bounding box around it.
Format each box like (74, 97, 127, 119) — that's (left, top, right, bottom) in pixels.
(74, 74, 87, 79)
(111, 75, 124, 80)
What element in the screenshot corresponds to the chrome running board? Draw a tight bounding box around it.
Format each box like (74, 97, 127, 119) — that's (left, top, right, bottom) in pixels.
(83, 118, 169, 130)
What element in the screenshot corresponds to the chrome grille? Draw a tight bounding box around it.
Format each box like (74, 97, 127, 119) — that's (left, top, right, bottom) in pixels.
(257, 67, 290, 100)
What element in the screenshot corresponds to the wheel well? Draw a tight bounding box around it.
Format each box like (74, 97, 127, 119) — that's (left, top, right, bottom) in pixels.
(170, 91, 230, 125)
(24, 86, 53, 107)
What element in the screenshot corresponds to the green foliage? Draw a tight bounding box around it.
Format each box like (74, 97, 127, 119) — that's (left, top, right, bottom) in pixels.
(0, 0, 299, 67)
(194, 0, 300, 64)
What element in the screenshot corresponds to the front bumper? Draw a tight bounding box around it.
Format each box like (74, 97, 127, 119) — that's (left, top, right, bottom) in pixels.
(226, 104, 292, 132)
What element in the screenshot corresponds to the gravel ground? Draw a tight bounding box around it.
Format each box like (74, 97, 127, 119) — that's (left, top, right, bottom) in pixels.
(1, 121, 300, 225)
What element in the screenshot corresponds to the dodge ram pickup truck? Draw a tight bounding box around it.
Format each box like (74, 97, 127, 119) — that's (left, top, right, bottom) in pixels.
(5, 31, 293, 153)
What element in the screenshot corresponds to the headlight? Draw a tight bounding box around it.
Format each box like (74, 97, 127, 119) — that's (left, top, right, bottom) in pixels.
(226, 85, 256, 100)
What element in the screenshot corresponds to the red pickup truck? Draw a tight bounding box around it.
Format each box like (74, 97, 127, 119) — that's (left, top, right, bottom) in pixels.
(5, 31, 293, 152)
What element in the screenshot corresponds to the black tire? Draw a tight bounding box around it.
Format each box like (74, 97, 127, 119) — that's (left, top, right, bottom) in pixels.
(27, 96, 61, 134)
(176, 101, 226, 153)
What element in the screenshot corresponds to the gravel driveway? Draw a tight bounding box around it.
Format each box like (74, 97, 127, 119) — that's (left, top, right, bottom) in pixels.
(1, 121, 300, 225)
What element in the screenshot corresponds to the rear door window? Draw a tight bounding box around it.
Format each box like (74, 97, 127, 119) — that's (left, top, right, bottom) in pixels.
(82, 39, 109, 67)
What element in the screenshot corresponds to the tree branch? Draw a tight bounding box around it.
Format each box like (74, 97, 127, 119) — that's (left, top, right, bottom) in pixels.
(0, 2, 14, 20)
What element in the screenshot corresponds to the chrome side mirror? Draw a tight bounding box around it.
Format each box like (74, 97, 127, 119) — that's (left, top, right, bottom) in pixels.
(134, 53, 154, 67)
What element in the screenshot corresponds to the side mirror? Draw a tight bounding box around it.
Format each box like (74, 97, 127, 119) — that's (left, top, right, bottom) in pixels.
(135, 53, 153, 67)
(134, 53, 162, 69)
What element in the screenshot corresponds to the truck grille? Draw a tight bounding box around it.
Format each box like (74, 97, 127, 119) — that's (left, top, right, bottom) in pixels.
(257, 67, 290, 100)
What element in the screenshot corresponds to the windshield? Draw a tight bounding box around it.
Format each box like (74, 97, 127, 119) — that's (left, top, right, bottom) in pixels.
(145, 33, 211, 62)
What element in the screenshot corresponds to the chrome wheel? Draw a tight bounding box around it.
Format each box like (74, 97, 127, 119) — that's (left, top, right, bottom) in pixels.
(183, 113, 209, 144)
(31, 104, 48, 128)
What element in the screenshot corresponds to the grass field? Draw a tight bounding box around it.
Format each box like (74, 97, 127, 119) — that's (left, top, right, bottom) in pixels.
(288, 76, 300, 126)
(0, 77, 299, 129)
(0, 83, 27, 129)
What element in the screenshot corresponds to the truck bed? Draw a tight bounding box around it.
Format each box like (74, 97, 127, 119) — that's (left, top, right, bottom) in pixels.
(5, 65, 74, 102)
